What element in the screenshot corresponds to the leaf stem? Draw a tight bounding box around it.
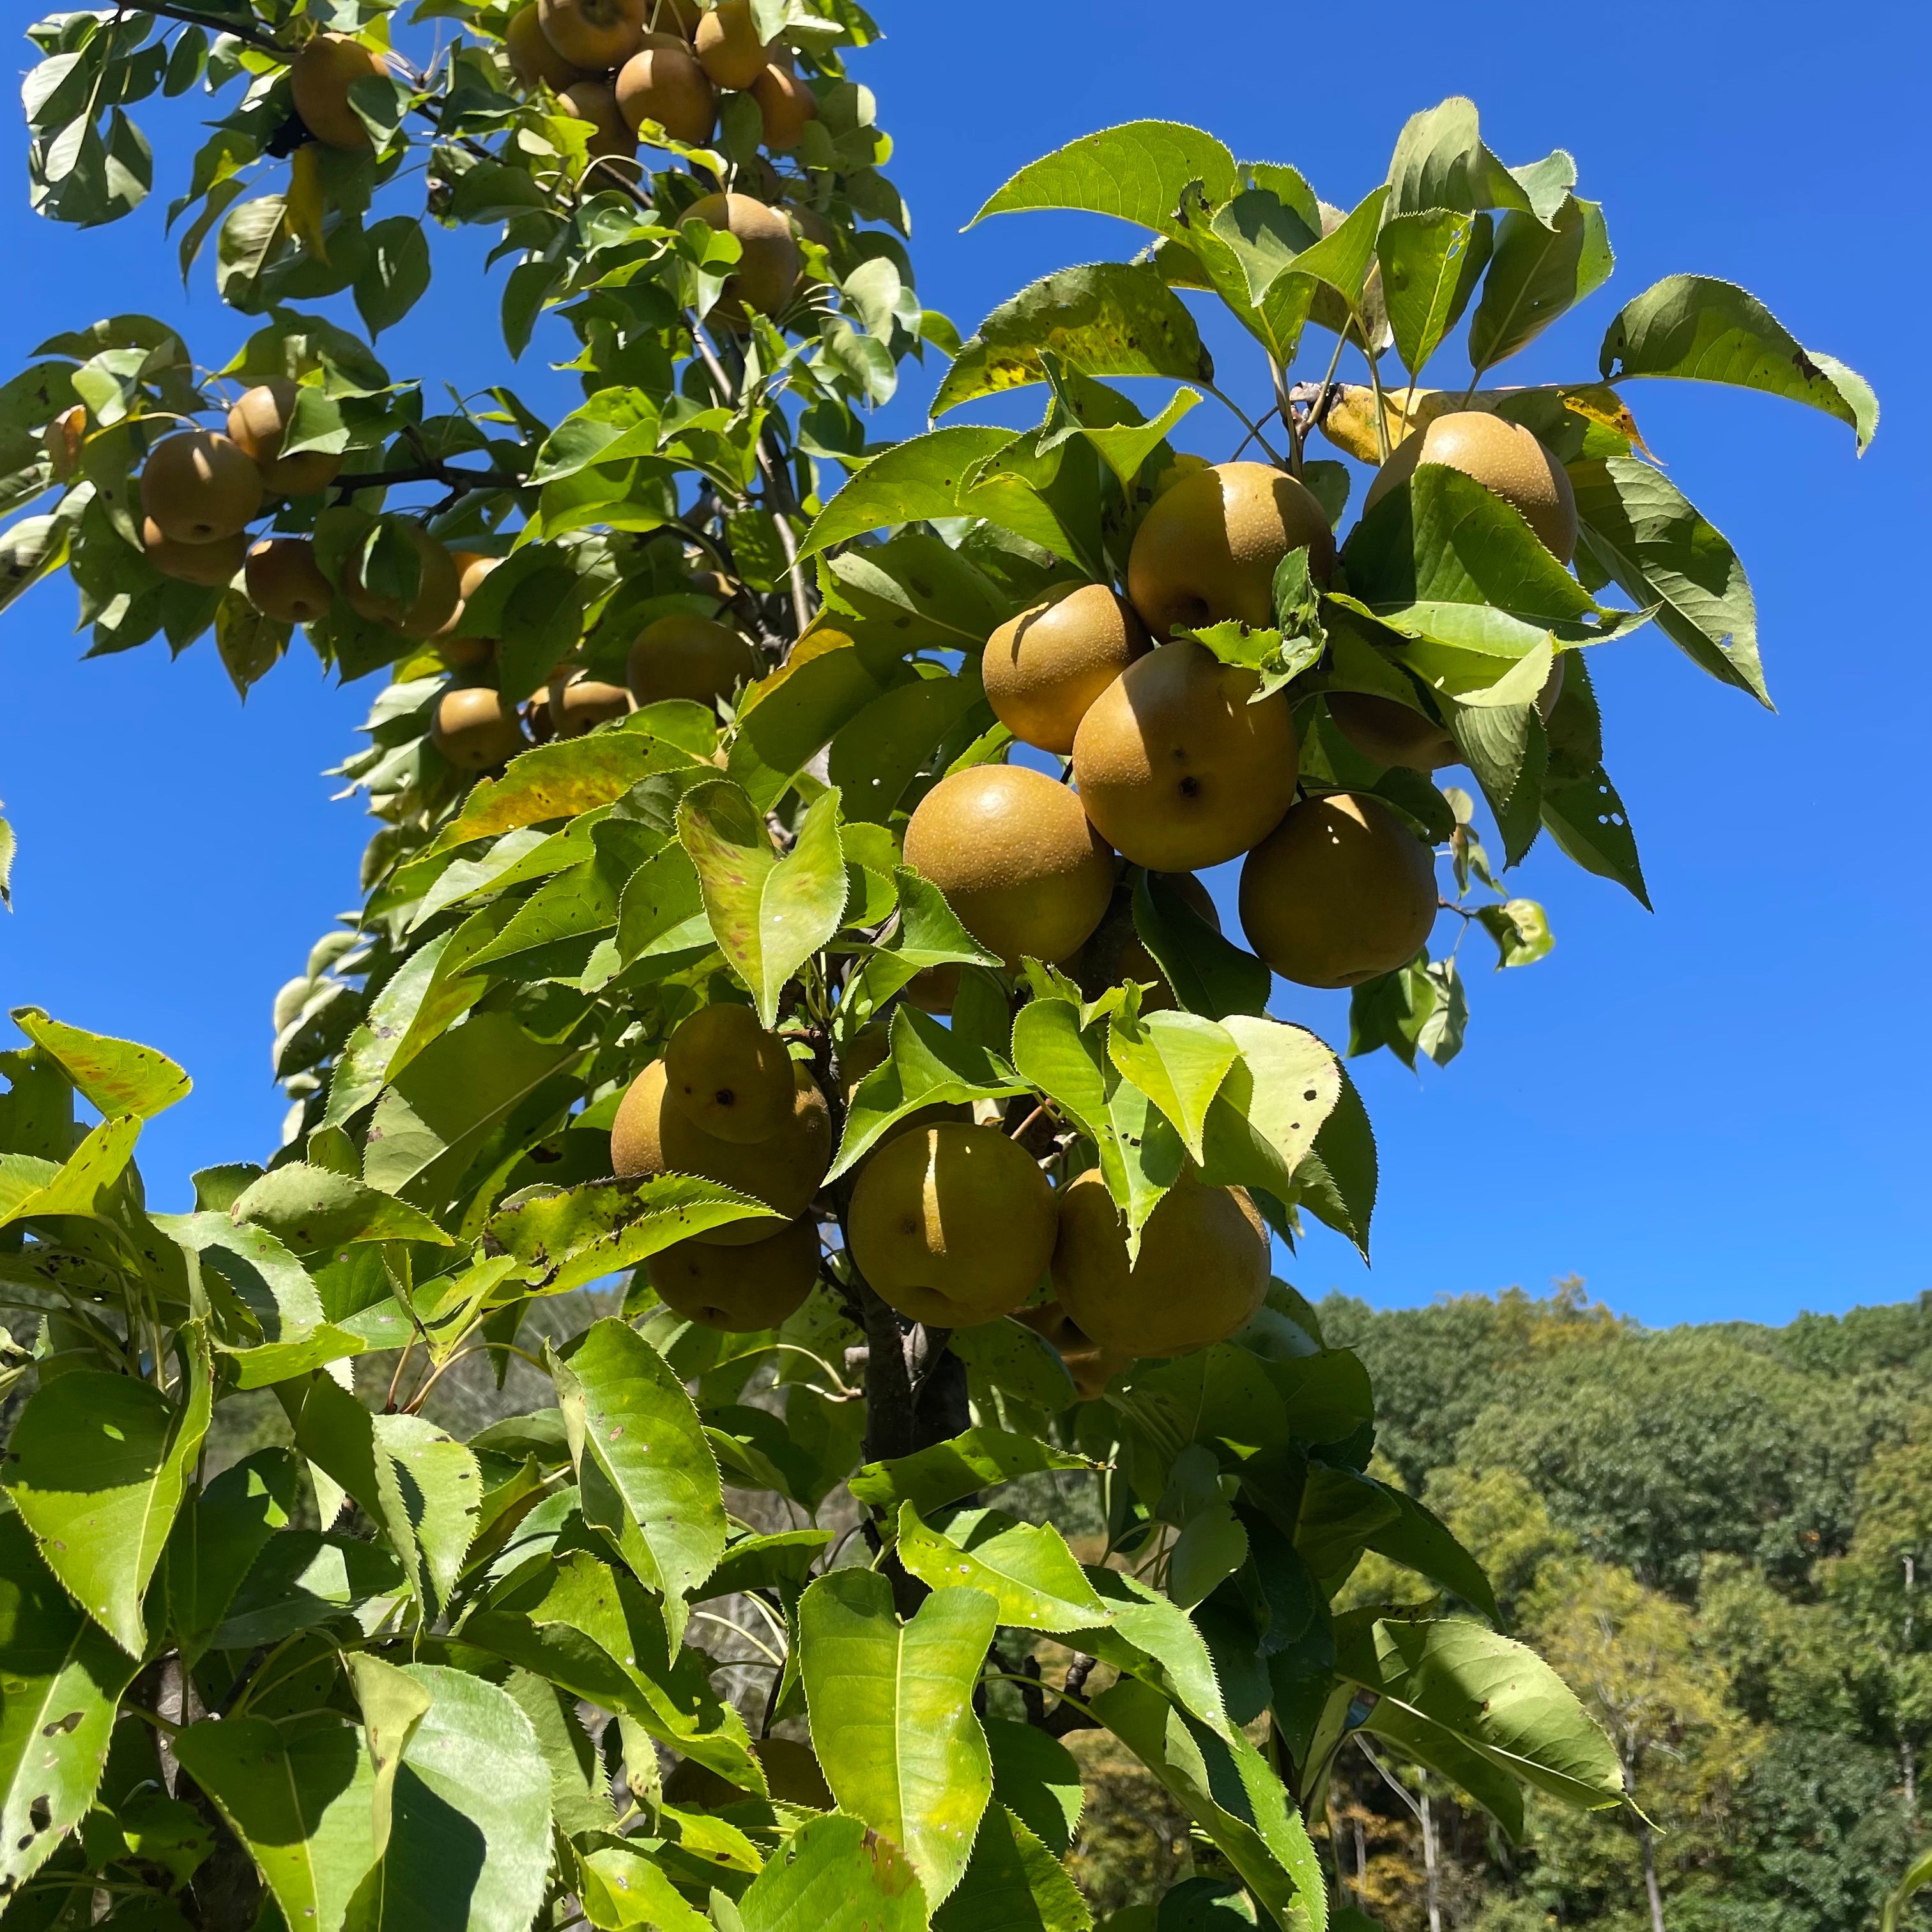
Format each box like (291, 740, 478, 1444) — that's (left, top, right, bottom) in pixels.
(1201, 380, 1286, 467)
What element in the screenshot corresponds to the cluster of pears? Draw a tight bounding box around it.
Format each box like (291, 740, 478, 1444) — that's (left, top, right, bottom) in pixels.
(497, 0, 812, 334)
(607, 1001, 1273, 1395)
(916, 412, 1575, 993)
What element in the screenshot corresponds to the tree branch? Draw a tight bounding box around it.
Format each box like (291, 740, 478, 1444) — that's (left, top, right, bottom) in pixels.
(144, 3, 293, 57)
(329, 460, 525, 499)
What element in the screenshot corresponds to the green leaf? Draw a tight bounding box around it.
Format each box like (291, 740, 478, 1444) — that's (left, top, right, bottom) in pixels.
(1474, 898, 1553, 969)
(4, 1328, 211, 1655)
(358, 1011, 582, 1204)
(1199, 1015, 1342, 1207)
(1008, 992, 1130, 1204)
(349, 215, 430, 336)
(1290, 1062, 1377, 1259)
(829, 1003, 1028, 1181)
(172, 1713, 379, 1932)
(1339, 465, 1613, 661)
(427, 732, 703, 855)
(933, 263, 1213, 418)
(0, 1112, 141, 1227)
(737, 1811, 929, 1932)
(1107, 1009, 1238, 1165)
(346, 1665, 552, 1932)
(1467, 197, 1613, 374)
(1091, 1676, 1326, 1932)
(0, 1513, 142, 1901)
(897, 1504, 1111, 1632)
(1361, 1489, 1499, 1622)
(948, 1318, 1078, 1413)
(286, 1376, 479, 1613)
(1070, 1568, 1230, 1741)
(798, 425, 1014, 560)
(8, 1007, 188, 1119)
(1337, 1614, 1624, 1812)
(1883, 1847, 1932, 1932)
(969, 122, 1240, 247)
(984, 1718, 1084, 1855)
(799, 1568, 999, 1905)
(1386, 98, 1560, 225)
(1599, 273, 1878, 450)
(166, 1446, 299, 1663)
(1538, 656, 1648, 908)
(231, 1163, 454, 1252)
(677, 781, 848, 1028)
(1376, 210, 1491, 379)
(500, 1671, 614, 1841)
(933, 1804, 1091, 1932)
(831, 672, 986, 826)
(1130, 872, 1270, 1022)
(578, 1841, 714, 1931)
(1168, 1505, 1250, 1610)
(550, 1317, 725, 1641)
(1568, 454, 1766, 704)
(488, 1176, 779, 1294)
(342, 1654, 432, 1864)
(1285, 186, 1390, 319)
(848, 1427, 1101, 1521)
(1075, 386, 1204, 489)
(213, 592, 291, 698)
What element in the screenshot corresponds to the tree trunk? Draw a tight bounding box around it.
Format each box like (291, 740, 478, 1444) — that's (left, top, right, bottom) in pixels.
(1639, 1823, 1667, 1932)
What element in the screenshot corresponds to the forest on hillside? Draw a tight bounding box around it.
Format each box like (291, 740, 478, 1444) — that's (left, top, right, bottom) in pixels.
(1199, 1284, 1930, 1932)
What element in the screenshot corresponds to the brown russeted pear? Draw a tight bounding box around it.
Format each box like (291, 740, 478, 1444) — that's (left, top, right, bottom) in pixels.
(983, 582, 1151, 755)
(693, 0, 770, 89)
(1239, 790, 1439, 988)
(290, 34, 386, 151)
(1126, 460, 1335, 640)
(610, 1058, 831, 1246)
(140, 430, 263, 545)
(1052, 1169, 1268, 1358)
(1070, 640, 1298, 872)
(647, 1217, 820, 1331)
(1326, 693, 1459, 774)
(614, 40, 714, 143)
(547, 671, 633, 737)
(430, 687, 528, 770)
(748, 61, 815, 149)
(684, 193, 799, 325)
(143, 519, 247, 587)
(664, 1004, 795, 1144)
(1363, 410, 1577, 562)
(1016, 1301, 1132, 1401)
(342, 523, 462, 637)
(455, 553, 500, 604)
(244, 538, 333, 623)
(505, 3, 583, 88)
(227, 381, 342, 495)
(900, 765, 1114, 970)
(560, 79, 638, 158)
(627, 613, 758, 707)
(537, 0, 647, 68)
(847, 1122, 1056, 1326)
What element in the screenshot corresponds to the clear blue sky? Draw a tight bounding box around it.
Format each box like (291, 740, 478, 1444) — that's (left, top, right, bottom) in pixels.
(3, 1, 1926, 1326)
